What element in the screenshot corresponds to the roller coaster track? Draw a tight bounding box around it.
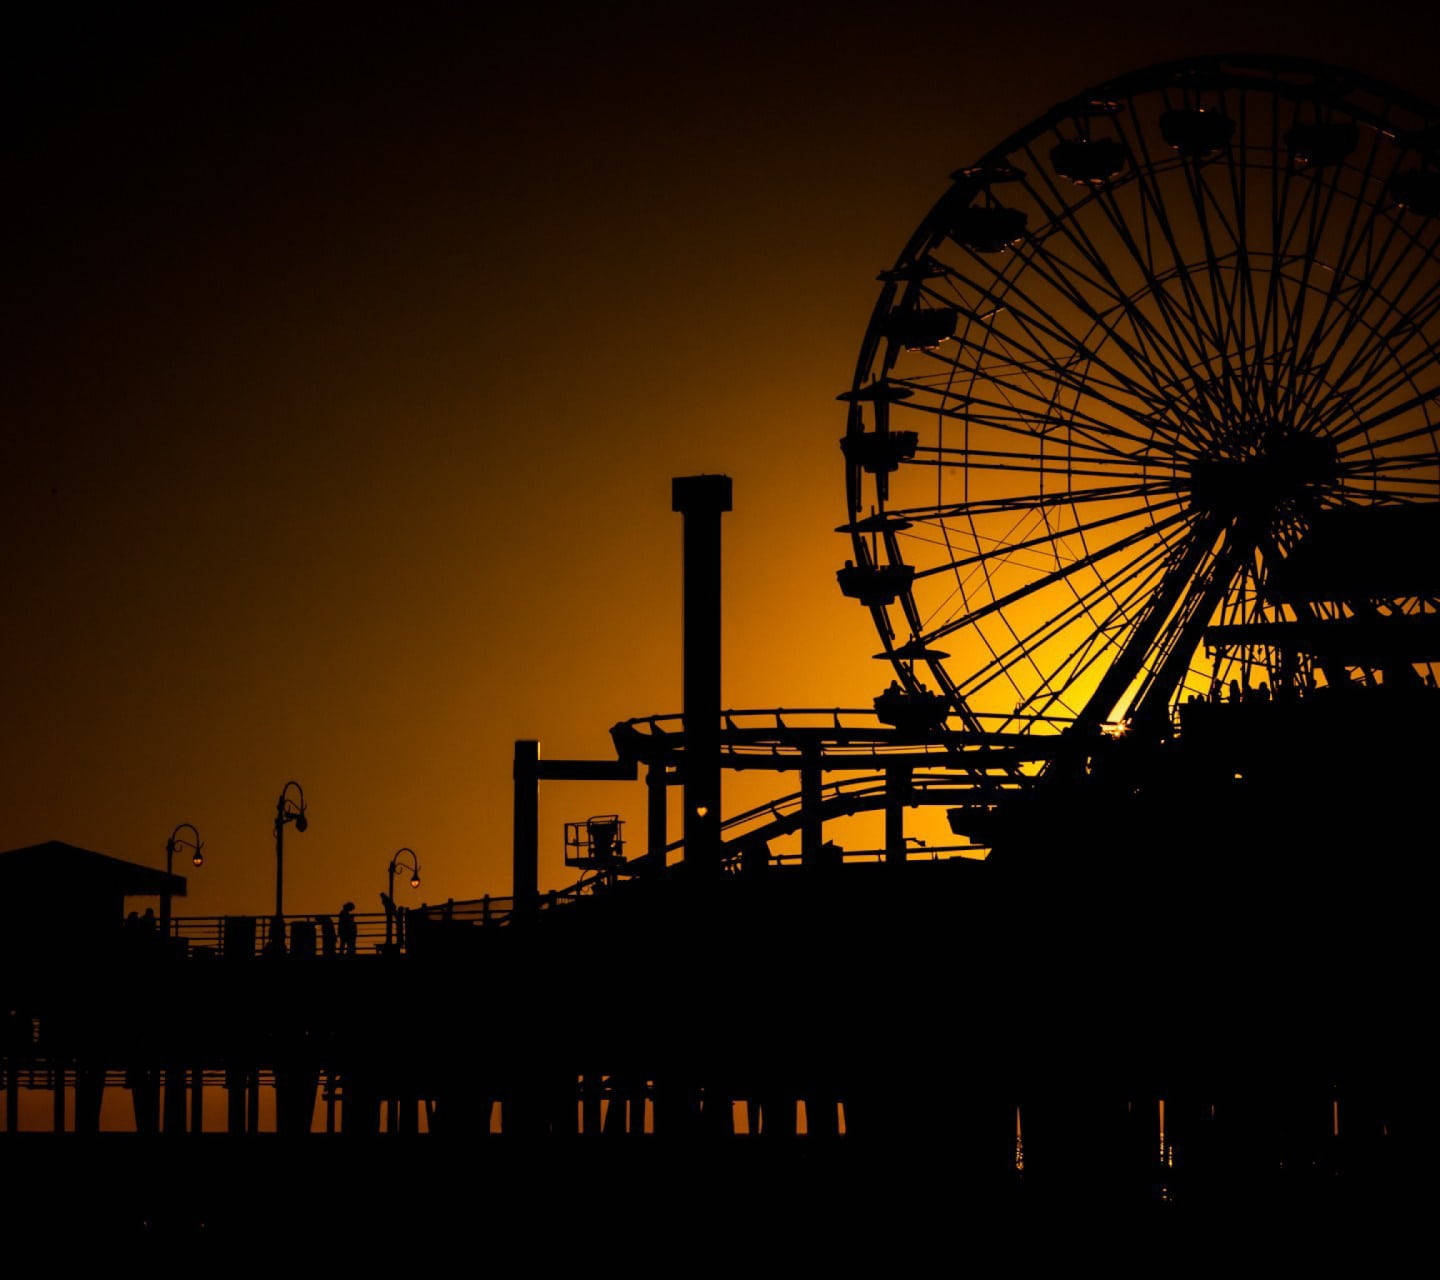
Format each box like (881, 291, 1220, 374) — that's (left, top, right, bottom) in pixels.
(611, 706, 1074, 769)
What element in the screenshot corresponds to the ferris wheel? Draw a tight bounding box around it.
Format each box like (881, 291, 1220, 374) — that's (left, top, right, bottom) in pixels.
(840, 55, 1440, 738)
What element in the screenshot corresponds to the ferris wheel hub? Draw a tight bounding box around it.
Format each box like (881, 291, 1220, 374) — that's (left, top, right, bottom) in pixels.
(1187, 432, 1338, 517)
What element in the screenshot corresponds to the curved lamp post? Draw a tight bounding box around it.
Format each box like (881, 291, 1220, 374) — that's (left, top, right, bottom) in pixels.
(273, 781, 308, 918)
(162, 823, 204, 936)
(386, 847, 421, 948)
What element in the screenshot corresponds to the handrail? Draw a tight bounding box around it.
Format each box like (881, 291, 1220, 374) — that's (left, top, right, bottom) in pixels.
(611, 708, 1081, 766)
(617, 706, 1082, 735)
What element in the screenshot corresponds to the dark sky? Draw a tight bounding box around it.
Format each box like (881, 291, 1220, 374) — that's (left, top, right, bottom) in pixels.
(7, 1, 1439, 914)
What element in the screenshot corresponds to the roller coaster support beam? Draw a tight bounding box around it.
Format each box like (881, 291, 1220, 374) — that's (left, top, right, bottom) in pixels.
(672, 474, 733, 875)
(513, 741, 540, 916)
(885, 763, 910, 862)
(513, 741, 638, 914)
(801, 741, 823, 858)
(1072, 510, 1226, 736)
(647, 763, 668, 870)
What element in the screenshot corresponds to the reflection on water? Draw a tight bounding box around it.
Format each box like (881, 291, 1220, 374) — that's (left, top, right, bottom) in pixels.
(1157, 1097, 1174, 1202)
(991, 1086, 1404, 1205)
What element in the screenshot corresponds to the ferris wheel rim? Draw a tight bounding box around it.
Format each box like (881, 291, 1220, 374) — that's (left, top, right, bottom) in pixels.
(843, 55, 1440, 737)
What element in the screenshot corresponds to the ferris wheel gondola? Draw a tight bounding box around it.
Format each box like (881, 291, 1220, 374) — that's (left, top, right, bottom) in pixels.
(841, 55, 1440, 739)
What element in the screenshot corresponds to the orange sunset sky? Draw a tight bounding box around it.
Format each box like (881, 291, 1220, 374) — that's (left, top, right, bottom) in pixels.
(8, 1, 1440, 916)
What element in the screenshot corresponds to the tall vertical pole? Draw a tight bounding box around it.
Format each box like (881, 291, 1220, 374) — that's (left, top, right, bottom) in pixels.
(884, 763, 910, 863)
(513, 740, 540, 915)
(671, 475, 732, 874)
(274, 811, 285, 919)
(800, 742, 823, 861)
(647, 763, 668, 870)
(191, 1065, 204, 1134)
(161, 846, 174, 937)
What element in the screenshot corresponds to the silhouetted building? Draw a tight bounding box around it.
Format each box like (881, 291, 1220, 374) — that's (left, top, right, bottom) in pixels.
(0, 840, 185, 956)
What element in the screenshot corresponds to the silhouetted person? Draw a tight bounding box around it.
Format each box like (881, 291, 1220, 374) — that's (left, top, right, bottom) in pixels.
(263, 913, 286, 957)
(140, 907, 156, 933)
(380, 891, 397, 950)
(318, 914, 337, 956)
(337, 902, 357, 955)
(1228, 678, 1242, 703)
(290, 917, 317, 958)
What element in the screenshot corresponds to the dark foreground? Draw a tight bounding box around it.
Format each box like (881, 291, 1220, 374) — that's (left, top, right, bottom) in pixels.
(0, 1129, 1426, 1250)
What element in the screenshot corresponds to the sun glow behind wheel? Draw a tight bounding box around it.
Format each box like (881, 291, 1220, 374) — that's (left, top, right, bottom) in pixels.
(842, 56, 1440, 736)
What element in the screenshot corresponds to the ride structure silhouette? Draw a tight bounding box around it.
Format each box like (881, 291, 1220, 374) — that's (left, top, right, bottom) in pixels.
(2, 56, 1435, 1225)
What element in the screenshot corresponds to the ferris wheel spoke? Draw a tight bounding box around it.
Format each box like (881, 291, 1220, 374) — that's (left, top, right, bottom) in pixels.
(936, 309, 1177, 440)
(1369, 286, 1440, 371)
(918, 454, 1182, 490)
(1110, 115, 1225, 352)
(892, 369, 1182, 460)
(1331, 349, 1440, 435)
(915, 440, 1162, 464)
(1173, 154, 1256, 406)
(920, 507, 1197, 643)
(1114, 111, 1236, 356)
(1216, 98, 1292, 421)
(1279, 128, 1403, 424)
(1303, 258, 1440, 430)
(897, 369, 1182, 469)
(934, 505, 1175, 639)
(1021, 547, 1185, 721)
(1331, 480, 1439, 502)
(1081, 183, 1235, 430)
(901, 347, 1151, 429)
(1333, 417, 1440, 459)
(1123, 520, 1255, 722)
(1004, 157, 1218, 407)
(1307, 351, 1433, 442)
(910, 493, 1188, 581)
(955, 574, 1160, 709)
(961, 532, 1179, 692)
(1068, 504, 1235, 725)
(1022, 136, 1225, 379)
(1291, 216, 1430, 419)
(1274, 218, 1387, 428)
(1001, 236, 1218, 437)
(896, 523, 1091, 577)
(1260, 161, 1338, 422)
(1325, 385, 1440, 448)
(934, 260, 1192, 428)
(913, 442, 1180, 476)
(906, 456, 1181, 485)
(955, 537, 1179, 718)
(887, 479, 1184, 522)
(1337, 449, 1440, 472)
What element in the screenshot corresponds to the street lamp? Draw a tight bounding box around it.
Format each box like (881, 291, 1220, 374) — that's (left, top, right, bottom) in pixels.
(162, 823, 204, 936)
(274, 781, 308, 918)
(386, 847, 421, 948)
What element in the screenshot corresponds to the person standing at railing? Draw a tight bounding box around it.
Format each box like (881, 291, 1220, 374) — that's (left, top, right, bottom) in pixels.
(380, 891, 397, 951)
(263, 913, 287, 957)
(318, 914, 337, 956)
(337, 902, 357, 955)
